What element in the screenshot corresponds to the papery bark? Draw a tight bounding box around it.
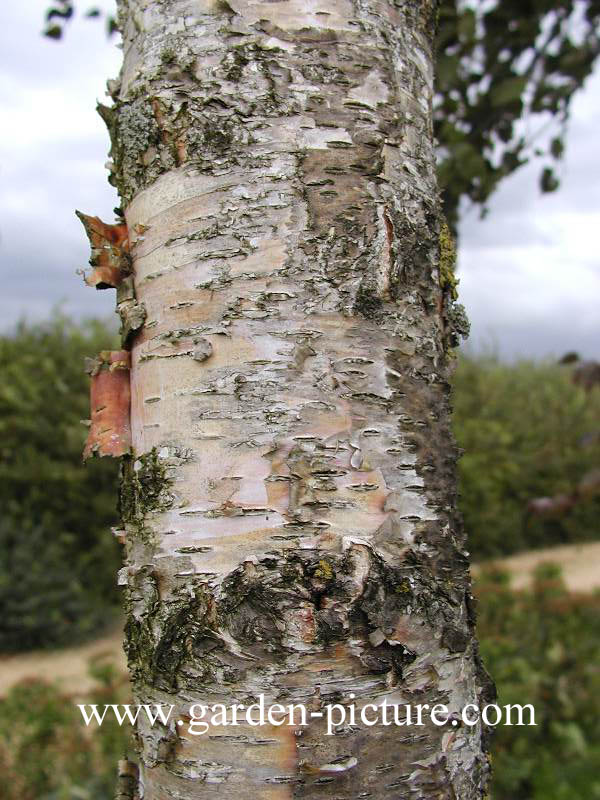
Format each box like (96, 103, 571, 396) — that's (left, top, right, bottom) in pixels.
(77, 211, 130, 289)
(84, 350, 131, 459)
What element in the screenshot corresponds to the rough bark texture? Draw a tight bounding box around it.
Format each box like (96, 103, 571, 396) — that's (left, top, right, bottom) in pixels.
(99, 1, 492, 797)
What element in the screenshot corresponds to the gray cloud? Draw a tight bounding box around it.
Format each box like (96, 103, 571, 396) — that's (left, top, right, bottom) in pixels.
(0, 0, 120, 329)
(457, 68, 600, 360)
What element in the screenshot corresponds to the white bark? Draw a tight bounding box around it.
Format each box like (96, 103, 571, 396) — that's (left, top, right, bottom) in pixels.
(92, 1, 493, 796)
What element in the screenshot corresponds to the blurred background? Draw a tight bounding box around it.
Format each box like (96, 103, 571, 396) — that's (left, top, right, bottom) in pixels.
(0, 2, 599, 799)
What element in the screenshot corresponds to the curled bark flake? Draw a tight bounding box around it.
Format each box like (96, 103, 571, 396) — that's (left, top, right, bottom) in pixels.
(84, 350, 131, 460)
(76, 210, 130, 289)
(383, 207, 395, 270)
(302, 755, 359, 775)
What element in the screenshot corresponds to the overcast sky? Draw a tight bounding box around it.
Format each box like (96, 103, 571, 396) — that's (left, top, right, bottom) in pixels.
(1, 1, 599, 360)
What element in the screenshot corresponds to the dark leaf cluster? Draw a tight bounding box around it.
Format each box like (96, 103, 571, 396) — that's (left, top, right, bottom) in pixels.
(43, 2, 116, 40)
(436, 0, 600, 232)
(477, 566, 600, 799)
(0, 314, 122, 651)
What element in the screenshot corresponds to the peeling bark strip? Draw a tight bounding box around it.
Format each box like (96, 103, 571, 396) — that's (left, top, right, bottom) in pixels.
(101, 0, 492, 797)
(76, 211, 130, 289)
(84, 350, 132, 459)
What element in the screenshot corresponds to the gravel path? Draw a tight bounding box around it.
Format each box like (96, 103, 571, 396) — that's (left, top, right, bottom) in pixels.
(472, 540, 600, 592)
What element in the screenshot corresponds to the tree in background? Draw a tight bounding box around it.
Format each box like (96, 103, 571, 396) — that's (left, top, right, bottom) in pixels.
(453, 356, 600, 559)
(435, 0, 600, 232)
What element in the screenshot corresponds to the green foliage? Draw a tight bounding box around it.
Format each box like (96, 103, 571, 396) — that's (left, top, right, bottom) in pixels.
(0, 314, 121, 651)
(436, 0, 600, 232)
(0, 664, 131, 800)
(43, 2, 116, 40)
(452, 355, 600, 559)
(476, 568, 600, 799)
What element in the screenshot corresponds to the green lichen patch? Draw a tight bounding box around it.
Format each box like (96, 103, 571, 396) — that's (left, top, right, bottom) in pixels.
(313, 559, 334, 580)
(101, 96, 167, 206)
(125, 579, 211, 691)
(118, 300, 146, 346)
(437, 220, 471, 352)
(119, 448, 173, 541)
(160, 46, 177, 65)
(200, 122, 234, 154)
(447, 302, 471, 345)
(439, 220, 459, 301)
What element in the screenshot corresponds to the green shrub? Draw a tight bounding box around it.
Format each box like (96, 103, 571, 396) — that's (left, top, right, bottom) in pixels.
(453, 356, 600, 559)
(0, 314, 121, 651)
(0, 664, 131, 800)
(476, 568, 600, 800)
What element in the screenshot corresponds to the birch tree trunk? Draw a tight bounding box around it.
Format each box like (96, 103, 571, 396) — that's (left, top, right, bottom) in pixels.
(86, 0, 493, 796)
